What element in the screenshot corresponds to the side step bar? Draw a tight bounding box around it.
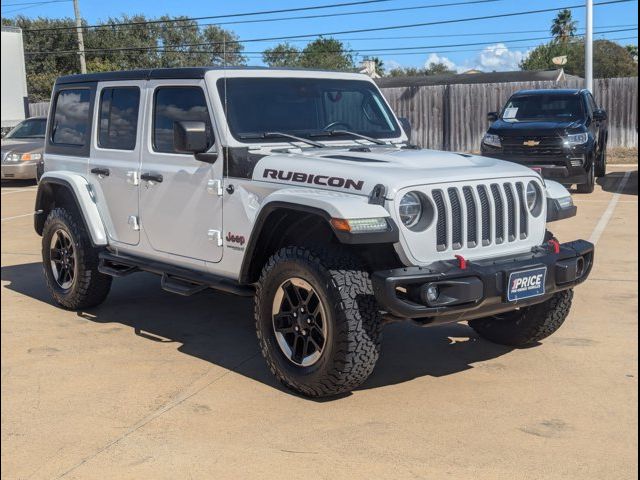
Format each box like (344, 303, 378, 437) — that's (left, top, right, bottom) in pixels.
(98, 251, 254, 297)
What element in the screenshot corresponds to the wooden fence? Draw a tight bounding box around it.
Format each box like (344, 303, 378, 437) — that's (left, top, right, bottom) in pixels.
(28, 77, 637, 150)
(380, 77, 638, 150)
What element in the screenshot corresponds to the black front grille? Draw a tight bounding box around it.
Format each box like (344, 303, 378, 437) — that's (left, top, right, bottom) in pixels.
(463, 186, 477, 247)
(433, 190, 447, 251)
(504, 183, 517, 242)
(478, 185, 491, 245)
(490, 184, 504, 244)
(516, 182, 528, 239)
(501, 136, 565, 156)
(448, 188, 463, 249)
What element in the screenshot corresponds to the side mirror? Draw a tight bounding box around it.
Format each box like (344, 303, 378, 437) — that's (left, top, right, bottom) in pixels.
(398, 117, 412, 140)
(487, 112, 499, 122)
(174, 120, 211, 152)
(593, 109, 607, 121)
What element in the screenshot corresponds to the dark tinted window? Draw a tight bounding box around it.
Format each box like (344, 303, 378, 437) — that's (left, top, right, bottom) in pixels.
(153, 87, 213, 153)
(52, 89, 91, 145)
(502, 94, 584, 122)
(6, 118, 47, 139)
(98, 87, 140, 150)
(217, 78, 401, 142)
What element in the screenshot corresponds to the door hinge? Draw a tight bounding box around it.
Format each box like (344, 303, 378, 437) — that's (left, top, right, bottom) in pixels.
(207, 179, 224, 196)
(126, 171, 140, 186)
(207, 229, 223, 246)
(128, 215, 140, 231)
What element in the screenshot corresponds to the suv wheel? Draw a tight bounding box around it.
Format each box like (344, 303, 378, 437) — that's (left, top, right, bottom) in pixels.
(42, 207, 112, 309)
(595, 143, 607, 178)
(255, 246, 381, 397)
(576, 161, 595, 194)
(469, 290, 573, 346)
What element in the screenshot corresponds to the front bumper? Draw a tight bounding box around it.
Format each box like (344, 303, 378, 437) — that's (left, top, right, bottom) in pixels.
(481, 149, 590, 185)
(372, 239, 594, 323)
(1, 162, 38, 180)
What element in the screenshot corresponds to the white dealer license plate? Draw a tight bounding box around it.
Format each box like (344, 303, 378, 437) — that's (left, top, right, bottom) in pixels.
(507, 267, 547, 302)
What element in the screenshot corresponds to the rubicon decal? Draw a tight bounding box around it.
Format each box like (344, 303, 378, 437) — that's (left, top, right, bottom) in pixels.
(263, 169, 364, 191)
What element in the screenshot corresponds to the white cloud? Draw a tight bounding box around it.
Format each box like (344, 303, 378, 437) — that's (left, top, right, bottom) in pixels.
(423, 53, 457, 71)
(459, 43, 532, 72)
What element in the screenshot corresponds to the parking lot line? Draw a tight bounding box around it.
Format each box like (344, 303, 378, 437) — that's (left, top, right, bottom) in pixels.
(1, 212, 34, 222)
(589, 170, 632, 245)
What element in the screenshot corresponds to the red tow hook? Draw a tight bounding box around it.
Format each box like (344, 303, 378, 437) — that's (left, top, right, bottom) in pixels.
(455, 254, 468, 270)
(548, 238, 561, 254)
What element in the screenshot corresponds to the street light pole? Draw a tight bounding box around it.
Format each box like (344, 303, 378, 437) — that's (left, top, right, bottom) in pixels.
(73, 0, 86, 74)
(585, 0, 593, 92)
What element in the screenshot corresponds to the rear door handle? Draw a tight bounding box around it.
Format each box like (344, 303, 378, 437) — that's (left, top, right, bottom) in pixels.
(90, 167, 110, 177)
(141, 172, 163, 183)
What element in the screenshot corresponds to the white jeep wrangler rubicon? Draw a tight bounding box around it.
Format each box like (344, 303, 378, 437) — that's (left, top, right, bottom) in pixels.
(35, 68, 593, 397)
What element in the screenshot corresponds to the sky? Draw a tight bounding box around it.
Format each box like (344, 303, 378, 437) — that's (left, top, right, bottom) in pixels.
(2, 0, 638, 72)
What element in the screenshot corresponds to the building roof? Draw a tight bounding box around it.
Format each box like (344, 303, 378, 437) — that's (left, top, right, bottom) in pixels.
(375, 69, 582, 88)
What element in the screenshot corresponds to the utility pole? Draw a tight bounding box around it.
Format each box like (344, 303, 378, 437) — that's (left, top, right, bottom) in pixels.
(585, 0, 593, 92)
(73, 0, 86, 74)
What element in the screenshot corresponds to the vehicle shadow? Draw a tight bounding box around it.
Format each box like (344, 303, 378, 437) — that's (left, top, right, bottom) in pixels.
(1, 179, 37, 188)
(1, 262, 515, 399)
(597, 170, 638, 196)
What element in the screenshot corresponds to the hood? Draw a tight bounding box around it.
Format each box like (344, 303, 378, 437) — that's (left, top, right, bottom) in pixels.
(489, 118, 586, 137)
(252, 146, 541, 198)
(1, 138, 45, 154)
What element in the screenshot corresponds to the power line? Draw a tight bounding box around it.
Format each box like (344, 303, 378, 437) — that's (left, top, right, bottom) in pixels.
(21, 0, 638, 53)
(23, 29, 637, 56)
(1, 0, 69, 5)
(21, 0, 506, 36)
(20, 0, 396, 32)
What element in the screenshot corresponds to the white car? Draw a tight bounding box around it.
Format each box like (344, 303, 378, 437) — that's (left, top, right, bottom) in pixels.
(34, 68, 593, 397)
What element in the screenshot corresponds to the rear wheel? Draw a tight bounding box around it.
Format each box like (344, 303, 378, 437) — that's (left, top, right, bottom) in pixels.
(469, 290, 573, 346)
(42, 207, 112, 309)
(577, 160, 595, 194)
(595, 143, 607, 178)
(255, 246, 381, 397)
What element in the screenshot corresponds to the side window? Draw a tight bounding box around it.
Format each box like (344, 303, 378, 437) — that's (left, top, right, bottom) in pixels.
(51, 88, 91, 146)
(98, 87, 140, 150)
(587, 93, 598, 114)
(153, 87, 213, 154)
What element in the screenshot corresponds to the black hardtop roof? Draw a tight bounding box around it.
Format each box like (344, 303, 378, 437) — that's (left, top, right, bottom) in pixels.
(512, 88, 585, 96)
(54, 66, 360, 85)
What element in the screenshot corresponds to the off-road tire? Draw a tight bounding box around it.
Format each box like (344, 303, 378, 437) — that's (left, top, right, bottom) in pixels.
(42, 207, 112, 309)
(469, 289, 573, 346)
(255, 246, 381, 397)
(577, 161, 596, 194)
(595, 143, 607, 178)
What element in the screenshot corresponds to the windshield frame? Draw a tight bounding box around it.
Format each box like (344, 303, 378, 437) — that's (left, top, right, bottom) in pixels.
(5, 118, 48, 139)
(500, 93, 586, 123)
(215, 76, 403, 145)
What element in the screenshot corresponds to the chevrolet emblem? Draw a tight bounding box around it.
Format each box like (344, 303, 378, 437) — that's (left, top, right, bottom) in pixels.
(523, 140, 541, 147)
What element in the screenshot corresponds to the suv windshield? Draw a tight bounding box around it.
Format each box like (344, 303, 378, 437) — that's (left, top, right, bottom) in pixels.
(217, 78, 401, 142)
(5, 118, 47, 139)
(501, 94, 584, 122)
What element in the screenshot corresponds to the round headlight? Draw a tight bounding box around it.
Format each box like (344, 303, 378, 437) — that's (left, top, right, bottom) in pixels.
(399, 192, 422, 228)
(526, 181, 542, 216)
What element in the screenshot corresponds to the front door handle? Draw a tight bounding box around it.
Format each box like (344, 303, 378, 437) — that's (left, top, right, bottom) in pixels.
(90, 167, 110, 177)
(141, 172, 163, 183)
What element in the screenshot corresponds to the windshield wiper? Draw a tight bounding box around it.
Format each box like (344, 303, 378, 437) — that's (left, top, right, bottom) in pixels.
(311, 129, 387, 146)
(239, 132, 325, 148)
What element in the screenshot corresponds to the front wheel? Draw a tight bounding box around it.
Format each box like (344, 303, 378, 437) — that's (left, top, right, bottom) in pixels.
(42, 207, 112, 309)
(469, 290, 573, 347)
(255, 246, 381, 397)
(576, 161, 596, 194)
(595, 143, 607, 178)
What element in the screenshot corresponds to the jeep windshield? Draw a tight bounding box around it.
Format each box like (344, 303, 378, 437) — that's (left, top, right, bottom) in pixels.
(217, 77, 402, 143)
(5, 118, 47, 139)
(501, 94, 584, 122)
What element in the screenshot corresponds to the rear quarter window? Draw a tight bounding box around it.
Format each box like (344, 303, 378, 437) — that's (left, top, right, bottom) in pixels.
(51, 89, 91, 146)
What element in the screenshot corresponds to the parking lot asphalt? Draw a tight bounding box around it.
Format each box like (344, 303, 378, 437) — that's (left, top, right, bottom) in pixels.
(1, 166, 638, 480)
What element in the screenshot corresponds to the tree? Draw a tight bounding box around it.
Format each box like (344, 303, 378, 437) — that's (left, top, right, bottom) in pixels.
(521, 39, 638, 78)
(387, 66, 426, 77)
(424, 61, 456, 76)
(262, 42, 301, 68)
(551, 9, 577, 44)
(2, 14, 246, 101)
(262, 37, 355, 71)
